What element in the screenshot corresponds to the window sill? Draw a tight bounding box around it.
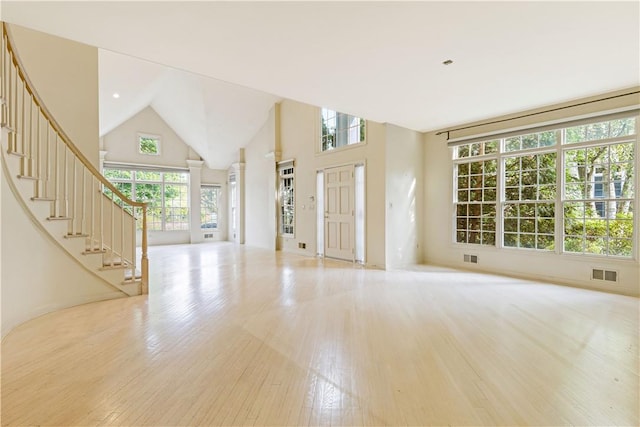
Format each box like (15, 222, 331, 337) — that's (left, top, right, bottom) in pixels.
(316, 141, 367, 156)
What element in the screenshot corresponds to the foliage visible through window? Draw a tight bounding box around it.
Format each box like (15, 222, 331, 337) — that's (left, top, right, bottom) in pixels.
(452, 116, 637, 258)
(503, 152, 556, 250)
(201, 186, 219, 230)
(455, 159, 497, 245)
(564, 141, 634, 256)
(138, 134, 160, 155)
(279, 165, 294, 236)
(321, 108, 365, 151)
(103, 168, 189, 231)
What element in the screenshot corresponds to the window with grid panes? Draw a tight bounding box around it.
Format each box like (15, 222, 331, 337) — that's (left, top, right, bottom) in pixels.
(321, 108, 365, 151)
(279, 164, 295, 236)
(562, 118, 636, 256)
(201, 185, 220, 230)
(103, 167, 189, 231)
(503, 133, 557, 250)
(454, 140, 498, 245)
(451, 115, 637, 258)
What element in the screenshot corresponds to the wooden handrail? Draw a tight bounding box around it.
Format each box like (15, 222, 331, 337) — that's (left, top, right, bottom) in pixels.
(2, 23, 145, 208)
(2, 21, 149, 293)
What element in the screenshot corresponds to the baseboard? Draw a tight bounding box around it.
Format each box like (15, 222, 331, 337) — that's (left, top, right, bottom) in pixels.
(1, 291, 124, 340)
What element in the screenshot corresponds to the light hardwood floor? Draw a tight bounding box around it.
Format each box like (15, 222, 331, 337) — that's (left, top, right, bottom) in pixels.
(1, 242, 638, 426)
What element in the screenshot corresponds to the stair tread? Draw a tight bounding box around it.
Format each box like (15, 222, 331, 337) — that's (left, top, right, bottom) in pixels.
(31, 197, 55, 202)
(83, 249, 106, 255)
(17, 173, 38, 180)
(47, 216, 72, 221)
(64, 233, 89, 238)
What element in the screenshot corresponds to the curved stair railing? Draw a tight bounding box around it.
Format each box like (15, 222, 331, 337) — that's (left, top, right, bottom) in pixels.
(1, 22, 149, 294)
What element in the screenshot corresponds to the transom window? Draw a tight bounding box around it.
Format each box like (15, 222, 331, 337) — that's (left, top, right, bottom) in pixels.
(452, 115, 637, 258)
(321, 108, 365, 151)
(103, 167, 189, 231)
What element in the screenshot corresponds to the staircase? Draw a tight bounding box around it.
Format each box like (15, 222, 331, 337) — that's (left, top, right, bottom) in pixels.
(0, 22, 149, 296)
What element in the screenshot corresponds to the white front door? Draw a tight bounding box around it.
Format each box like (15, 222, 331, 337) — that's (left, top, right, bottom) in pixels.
(324, 164, 354, 261)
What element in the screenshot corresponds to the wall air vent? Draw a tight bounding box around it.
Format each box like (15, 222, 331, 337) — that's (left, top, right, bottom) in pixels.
(592, 268, 618, 282)
(204, 233, 214, 239)
(463, 254, 478, 264)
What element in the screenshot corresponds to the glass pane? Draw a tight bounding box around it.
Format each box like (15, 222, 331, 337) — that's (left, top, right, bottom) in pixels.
(536, 234, 555, 250)
(457, 176, 469, 190)
(135, 171, 162, 181)
(505, 137, 520, 152)
(482, 217, 496, 232)
(201, 186, 218, 229)
(504, 218, 518, 232)
(135, 183, 162, 206)
(484, 140, 499, 154)
(537, 218, 555, 234)
(164, 172, 188, 183)
(564, 117, 636, 144)
(482, 232, 496, 246)
(504, 233, 518, 247)
(537, 203, 555, 218)
(103, 169, 131, 180)
(484, 174, 497, 188)
(564, 236, 584, 253)
(609, 239, 632, 256)
(520, 234, 535, 248)
(139, 136, 160, 155)
(457, 145, 470, 158)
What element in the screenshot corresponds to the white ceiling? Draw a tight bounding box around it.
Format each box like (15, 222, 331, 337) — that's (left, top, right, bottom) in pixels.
(2, 1, 639, 169)
(99, 50, 281, 169)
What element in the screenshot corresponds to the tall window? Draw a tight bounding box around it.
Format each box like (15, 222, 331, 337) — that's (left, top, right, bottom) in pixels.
(201, 185, 220, 230)
(321, 108, 365, 151)
(279, 162, 295, 236)
(503, 149, 557, 250)
(103, 167, 190, 231)
(454, 140, 498, 245)
(452, 115, 637, 258)
(563, 119, 636, 256)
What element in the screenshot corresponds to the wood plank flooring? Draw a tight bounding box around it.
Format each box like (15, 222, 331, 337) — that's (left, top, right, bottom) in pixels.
(1, 242, 638, 426)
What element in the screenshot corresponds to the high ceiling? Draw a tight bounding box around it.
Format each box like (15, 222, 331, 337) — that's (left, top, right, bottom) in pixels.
(98, 50, 281, 169)
(2, 1, 639, 169)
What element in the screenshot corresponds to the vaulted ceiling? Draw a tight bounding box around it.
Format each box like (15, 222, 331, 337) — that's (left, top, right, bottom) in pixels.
(2, 1, 638, 169)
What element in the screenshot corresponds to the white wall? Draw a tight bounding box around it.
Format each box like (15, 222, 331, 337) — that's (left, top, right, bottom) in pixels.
(102, 106, 228, 245)
(423, 89, 640, 296)
(1, 27, 123, 338)
(277, 99, 388, 268)
(385, 124, 423, 269)
(1, 174, 123, 337)
(244, 107, 277, 249)
(8, 24, 100, 168)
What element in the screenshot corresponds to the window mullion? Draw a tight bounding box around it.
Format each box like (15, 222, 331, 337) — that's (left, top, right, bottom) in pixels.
(556, 129, 564, 255)
(497, 139, 505, 249)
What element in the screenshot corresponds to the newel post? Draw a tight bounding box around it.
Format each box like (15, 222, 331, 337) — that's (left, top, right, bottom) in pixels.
(141, 204, 149, 294)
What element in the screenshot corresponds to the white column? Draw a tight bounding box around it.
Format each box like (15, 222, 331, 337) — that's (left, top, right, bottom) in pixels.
(99, 150, 107, 173)
(187, 159, 204, 244)
(229, 162, 246, 244)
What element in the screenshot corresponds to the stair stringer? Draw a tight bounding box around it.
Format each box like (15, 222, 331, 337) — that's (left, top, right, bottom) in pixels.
(1, 130, 141, 297)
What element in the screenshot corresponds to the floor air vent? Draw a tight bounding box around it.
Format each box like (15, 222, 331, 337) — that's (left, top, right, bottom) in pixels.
(463, 254, 478, 264)
(592, 268, 617, 282)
